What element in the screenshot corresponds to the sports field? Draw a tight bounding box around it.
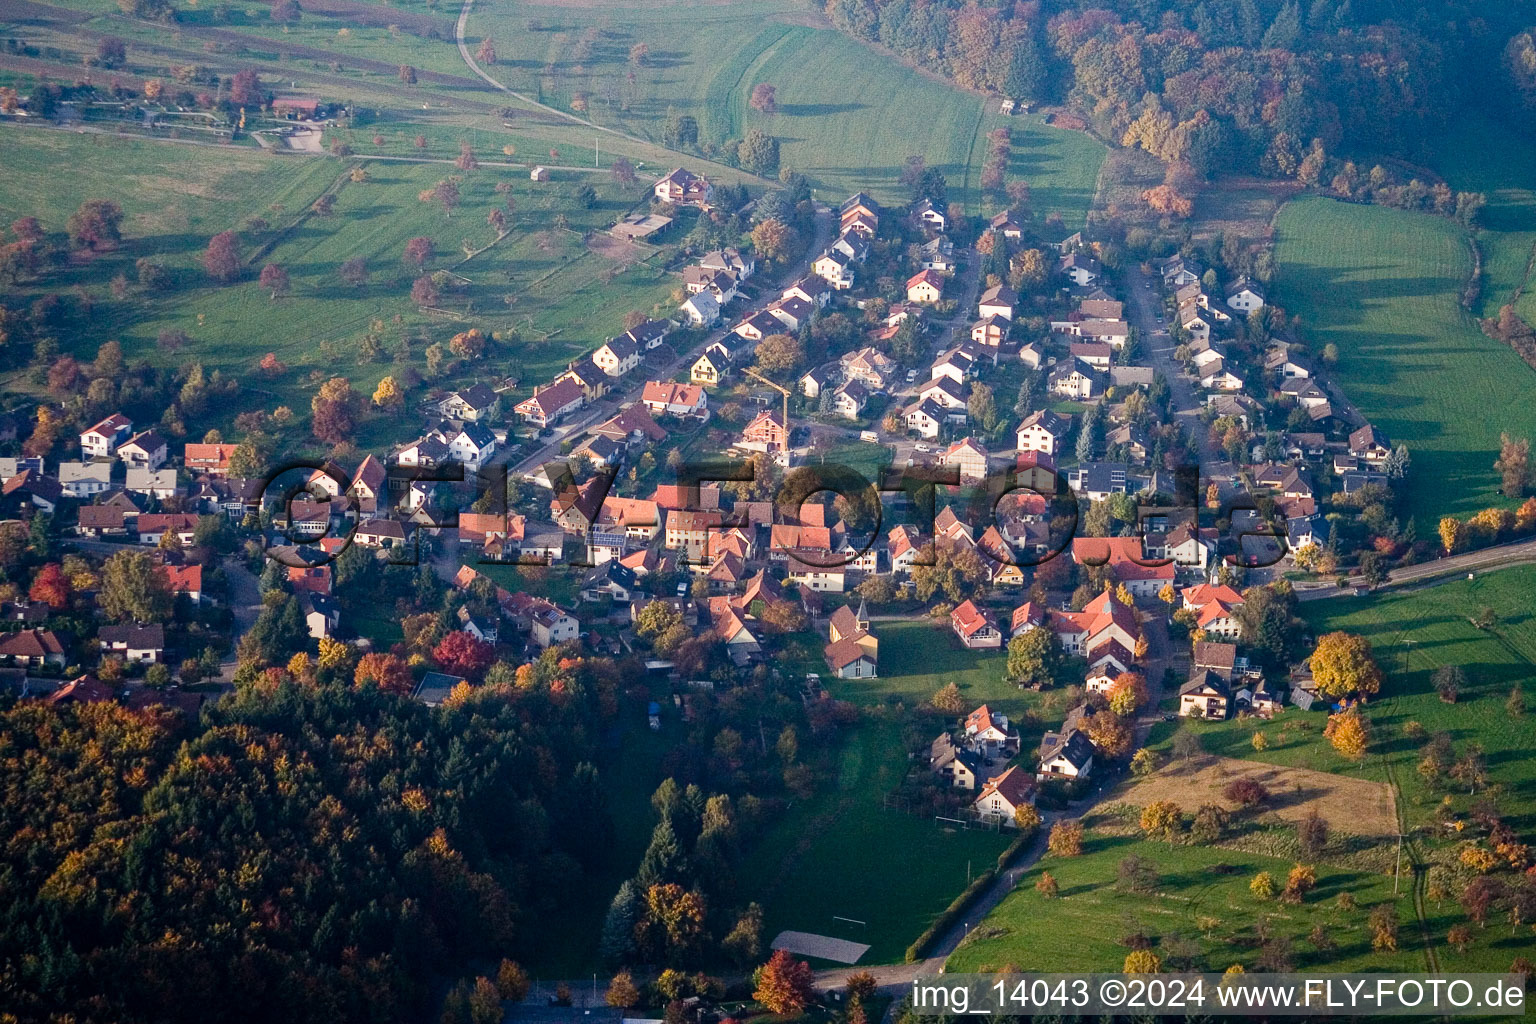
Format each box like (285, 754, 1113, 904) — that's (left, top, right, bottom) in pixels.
(1272, 196, 1536, 524)
(468, 0, 1104, 217)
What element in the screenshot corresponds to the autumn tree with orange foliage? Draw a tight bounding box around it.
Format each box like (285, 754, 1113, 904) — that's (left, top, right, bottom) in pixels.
(1141, 184, 1193, 218)
(754, 950, 816, 1014)
(354, 652, 413, 695)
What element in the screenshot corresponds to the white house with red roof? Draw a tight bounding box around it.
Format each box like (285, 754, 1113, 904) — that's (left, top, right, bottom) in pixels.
(1071, 536, 1175, 598)
(1043, 590, 1140, 675)
(950, 599, 1002, 649)
(1180, 582, 1245, 638)
(640, 381, 709, 421)
(81, 413, 133, 459)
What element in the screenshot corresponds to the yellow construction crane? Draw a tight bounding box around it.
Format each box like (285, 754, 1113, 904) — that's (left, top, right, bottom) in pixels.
(740, 365, 791, 458)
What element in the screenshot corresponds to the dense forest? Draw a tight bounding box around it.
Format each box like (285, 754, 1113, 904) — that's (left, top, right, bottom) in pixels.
(822, 0, 1533, 178)
(0, 662, 622, 1024)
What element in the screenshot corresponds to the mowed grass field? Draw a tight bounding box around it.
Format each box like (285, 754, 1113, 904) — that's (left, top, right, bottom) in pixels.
(1272, 196, 1536, 524)
(0, 127, 676, 449)
(469, 0, 1104, 217)
(738, 716, 1010, 966)
(946, 819, 1430, 974)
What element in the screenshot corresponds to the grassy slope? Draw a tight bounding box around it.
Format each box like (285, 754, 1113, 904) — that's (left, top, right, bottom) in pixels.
(467, 0, 1103, 217)
(737, 716, 1010, 966)
(1272, 196, 1536, 525)
(1149, 569, 1536, 834)
(946, 822, 1427, 974)
(0, 127, 674, 448)
(1427, 115, 1536, 322)
(1137, 569, 1536, 973)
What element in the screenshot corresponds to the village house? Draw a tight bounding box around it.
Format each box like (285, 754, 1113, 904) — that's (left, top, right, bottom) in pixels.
(971, 313, 1009, 348)
(184, 442, 235, 477)
(641, 381, 710, 421)
(1072, 536, 1174, 598)
(1075, 318, 1131, 350)
(919, 235, 955, 272)
(990, 210, 1024, 239)
(1048, 359, 1103, 400)
(941, 437, 990, 485)
(80, 413, 133, 460)
(831, 380, 869, 419)
(117, 430, 168, 471)
(0, 628, 67, 670)
(689, 350, 728, 388)
(919, 376, 968, 411)
(680, 290, 720, 327)
(903, 400, 946, 440)
(1181, 582, 1245, 638)
(1037, 708, 1095, 780)
(125, 468, 179, 501)
(163, 563, 204, 605)
(905, 269, 945, 304)
(1027, 590, 1140, 677)
(1226, 276, 1266, 312)
(1015, 409, 1069, 457)
(765, 295, 813, 333)
(951, 599, 1003, 649)
(591, 336, 642, 377)
(977, 283, 1017, 321)
(99, 623, 165, 664)
(974, 765, 1036, 825)
(1179, 670, 1232, 719)
(840, 192, 880, 235)
(783, 275, 832, 309)
(59, 461, 113, 499)
(1059, 252, 1101, 286)
(737, 410, 789, 456)
(930, 733, 986, 790)
(515, 377, 586, 428)
(700, 247, 755, 280)
(812, 248, 855, 290)
(1349, 423, 1392, 463)
(912, 196, 947, 230)
(654, 167, 712, 207)
(734, 310, 782, 344)
(437, 383, 501, 422)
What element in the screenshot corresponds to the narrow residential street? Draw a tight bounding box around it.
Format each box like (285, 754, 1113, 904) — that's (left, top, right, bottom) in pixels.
(507, 206, 835, 477)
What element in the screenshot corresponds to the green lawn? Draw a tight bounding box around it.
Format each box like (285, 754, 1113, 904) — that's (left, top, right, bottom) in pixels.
(1426, 115, 1536, 322)
(1149, 569, 1536, 835)
(1272, 196, 1536, 525)
(825, 618, 1038, 721)
(947, 818, 1430, 974)
(0, 127, 678, 452)
(738, 716, 1010, 966)
(467, 0, 1103, 217)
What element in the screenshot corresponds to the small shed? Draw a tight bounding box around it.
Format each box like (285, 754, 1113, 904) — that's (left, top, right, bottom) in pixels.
(529, 165, 550, 181)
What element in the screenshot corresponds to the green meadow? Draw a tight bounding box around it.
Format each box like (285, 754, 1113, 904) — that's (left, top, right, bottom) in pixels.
(1272, 196, 1536, 525)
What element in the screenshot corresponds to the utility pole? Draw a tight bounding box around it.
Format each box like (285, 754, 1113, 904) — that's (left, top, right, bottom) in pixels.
(595, 135, 599, 168)
(1393, 833, 1405, 895)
